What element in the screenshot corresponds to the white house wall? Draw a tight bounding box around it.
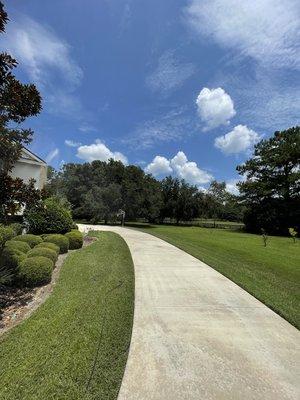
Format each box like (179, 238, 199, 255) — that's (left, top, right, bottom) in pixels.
(11, 160, 47, 190)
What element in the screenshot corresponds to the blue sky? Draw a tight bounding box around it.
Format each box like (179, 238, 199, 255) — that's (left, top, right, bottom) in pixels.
(2, 0, 300, 193)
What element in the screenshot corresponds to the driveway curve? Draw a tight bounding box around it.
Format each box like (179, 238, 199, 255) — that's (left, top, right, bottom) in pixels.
(79, 224, 300, 400)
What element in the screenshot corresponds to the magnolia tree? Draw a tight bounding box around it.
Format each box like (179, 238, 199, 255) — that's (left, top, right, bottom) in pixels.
(0, 2, 42, 222)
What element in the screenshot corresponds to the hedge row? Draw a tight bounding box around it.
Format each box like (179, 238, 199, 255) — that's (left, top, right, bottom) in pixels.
(0, 229, 84, 287)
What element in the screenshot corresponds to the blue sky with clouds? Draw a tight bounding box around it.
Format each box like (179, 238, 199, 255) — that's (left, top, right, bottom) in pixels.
(2, 0, 300, 193)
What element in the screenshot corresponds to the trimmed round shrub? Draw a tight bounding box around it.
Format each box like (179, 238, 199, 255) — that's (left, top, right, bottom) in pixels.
(18, 256, 53, 287)
(43, 234, 69, 254)
(65, 230, 83, 250)
(0, 247, 26, 271)
(35, 242, 60, 255)
(27, 247, 58, 264)
(4, 240, 31, 254)
(12, 234, 43, 248)
(24, 196, 73, 234)
(0, 226, 15, 248)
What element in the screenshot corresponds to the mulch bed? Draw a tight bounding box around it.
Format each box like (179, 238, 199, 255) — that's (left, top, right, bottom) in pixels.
(0, 236, 97, 336)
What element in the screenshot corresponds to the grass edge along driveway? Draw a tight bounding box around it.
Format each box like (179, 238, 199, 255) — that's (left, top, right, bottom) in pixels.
(0, 231, 134, 400)
(131, 224, 300, 329)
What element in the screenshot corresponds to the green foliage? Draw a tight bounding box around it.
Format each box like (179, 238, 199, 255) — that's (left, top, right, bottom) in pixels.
(12, 234, 43, 248)
(288, 227, 298, 243)
(9, 223, 23, 236)
(0, 1, 41, 175)
(261, 228, 268, 247)
(0, 265, 13, 285)
(160, 177, 202, 223)
(43, 234, 69, 254)
(0, 232, 134, 399)
(35, 242, 60, 254)
(0, 225, 14, 248)
(18, 256, 53, 287)
(0, 247, 26, 271)
(81, 183, 122, 224)
(0, 177, 42, 223)
(27, 247, 58, 264)
(4, 240, 30, 254)
(0, 2, 42, 223)
(24, 196, 73, 234)
(65, 230, 83, 249)
(237, 127, 300, 234)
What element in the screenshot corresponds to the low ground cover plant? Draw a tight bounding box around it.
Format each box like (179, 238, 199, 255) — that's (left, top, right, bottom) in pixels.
(65, 230, 83, 249)
(18, 256, 54, 287)
(12, 234, 43, 248)
(43, 234, 69, 254)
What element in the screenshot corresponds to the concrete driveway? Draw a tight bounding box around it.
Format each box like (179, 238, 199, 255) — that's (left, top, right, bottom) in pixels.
(79, 224, 300, 400)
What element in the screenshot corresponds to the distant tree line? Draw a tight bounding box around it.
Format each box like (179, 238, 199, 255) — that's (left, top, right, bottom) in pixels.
(46, 161, 243, 225)
(46, 127, 300, 235)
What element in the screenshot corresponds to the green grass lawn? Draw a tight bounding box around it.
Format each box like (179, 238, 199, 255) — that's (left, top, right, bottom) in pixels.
(0, 232, 134, 400)
(130, 223, 300, 329)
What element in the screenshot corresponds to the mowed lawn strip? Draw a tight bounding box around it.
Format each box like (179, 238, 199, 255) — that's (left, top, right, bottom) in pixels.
(131, 224, 300, 329)
(0, 231, 134, 400)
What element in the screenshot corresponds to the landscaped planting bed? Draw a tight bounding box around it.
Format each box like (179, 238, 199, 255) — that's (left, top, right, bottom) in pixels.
(0, 231, 134, 400)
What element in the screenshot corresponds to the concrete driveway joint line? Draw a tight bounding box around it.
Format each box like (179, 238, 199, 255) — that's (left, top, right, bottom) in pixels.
(79, 224, 300, 400)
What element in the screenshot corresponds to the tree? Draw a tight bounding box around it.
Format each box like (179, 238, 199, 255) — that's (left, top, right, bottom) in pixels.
(82, 184, 122, 224)
(0, 175, 41, 223)
(159, 177, 201, 224)
(0, 2, 42, 173)
(206, 180, 243, 223)
(237, 127, 300, 234)
(0, 2, 42, 222)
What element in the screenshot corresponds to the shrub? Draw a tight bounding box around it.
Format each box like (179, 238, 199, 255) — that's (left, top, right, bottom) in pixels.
(12, 234, 43, 248)
(0, 265, 13, 285)
(0, 226, 15, 248)
(0, 247, 26, 271)
(43, 234, 69, 254)
(35, 242, 60, 255)
(4, 240, 31, 254)
(18, 256, 53, 287)
(65, 230, 83, 249)
(27, 247, 58, 264)
(71, 222, 79, 230)
(10, 223, 23, 236)
(24, 196, 73, 234)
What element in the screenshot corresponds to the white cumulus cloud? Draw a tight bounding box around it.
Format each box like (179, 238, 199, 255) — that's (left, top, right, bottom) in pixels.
(196, 87, 236, 130)
(171, 151, 213, 185)
(145, 156, 172, 176)
(76, 140, 128, 164)
(145, 151, 213, 185)
(214, 125, 261, 155)
(186, 0, 300, 70)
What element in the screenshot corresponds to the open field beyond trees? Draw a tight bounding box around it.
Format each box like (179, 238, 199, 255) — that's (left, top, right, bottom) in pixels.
(130, 223, 300, 329)
(0, 232, 134, 400)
